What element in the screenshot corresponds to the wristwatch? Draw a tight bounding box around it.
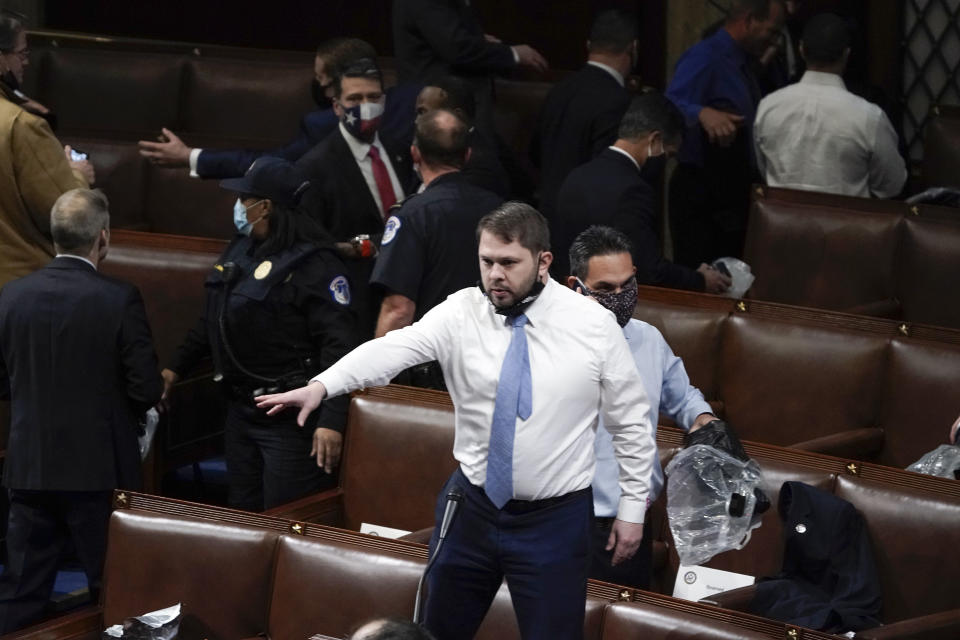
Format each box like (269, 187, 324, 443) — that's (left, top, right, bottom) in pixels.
(350, 234, 377, 259)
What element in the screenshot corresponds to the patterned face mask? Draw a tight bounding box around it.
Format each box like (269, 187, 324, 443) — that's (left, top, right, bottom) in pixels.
(579, 277, 638, 327)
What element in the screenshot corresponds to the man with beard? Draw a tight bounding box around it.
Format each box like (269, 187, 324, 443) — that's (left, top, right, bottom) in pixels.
(566, 225, 715, 589)
(257, 202, 657, 640)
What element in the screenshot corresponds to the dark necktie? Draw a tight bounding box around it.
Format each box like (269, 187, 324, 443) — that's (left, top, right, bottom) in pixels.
(485, 314, 533, 509)
(367, 145, 396, 217)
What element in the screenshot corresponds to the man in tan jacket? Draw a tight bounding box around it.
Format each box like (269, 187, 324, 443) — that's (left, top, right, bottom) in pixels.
(1, 11, 93, 288)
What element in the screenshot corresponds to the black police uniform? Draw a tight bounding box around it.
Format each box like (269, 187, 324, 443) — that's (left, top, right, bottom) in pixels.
(168, 235, 357, 511)
(370, 171, 503, 388)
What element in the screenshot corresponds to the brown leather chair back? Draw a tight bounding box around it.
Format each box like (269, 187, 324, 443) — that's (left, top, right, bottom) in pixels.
(719, 315, 886, 446)
(601, 600, 776, 640)
(101, 509, 279, 639)
(834, 475, 960, 623)
(877, 338, 960, 468)
(744, 196, 901, 311)
(921, 105, 960, 189)
(340, 388, 458, 532)
(897, 216, 960, 330)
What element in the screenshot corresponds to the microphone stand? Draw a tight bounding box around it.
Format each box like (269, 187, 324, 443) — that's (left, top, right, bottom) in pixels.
(413, 488, 463, 624)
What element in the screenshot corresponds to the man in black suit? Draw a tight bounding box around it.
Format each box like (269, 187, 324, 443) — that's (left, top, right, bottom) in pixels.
(297, 58, 414, 339)
(0, 188, 162, 633)
(554, 93, 731, 293)
(532, 10, 636, 221)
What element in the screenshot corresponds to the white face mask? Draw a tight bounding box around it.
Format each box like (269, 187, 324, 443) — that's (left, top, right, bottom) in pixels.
(233, 198, 266, 236)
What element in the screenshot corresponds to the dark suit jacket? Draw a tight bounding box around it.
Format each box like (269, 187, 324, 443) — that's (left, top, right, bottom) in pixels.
(0, 257, 162, 491)
(553, 148, 705, 291)
(751, 482, 882, 633)
(532, 64, 631, 218)
(196, 83, 423, 180)
(296, 128, 413, 241)
(392, 0, 516, 83)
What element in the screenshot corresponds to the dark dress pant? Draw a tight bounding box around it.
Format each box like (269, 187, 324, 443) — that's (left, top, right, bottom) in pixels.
(0, 489, 112, 633)
(224, 401, 335, 512)
(423, 468, 592, 640)
(588, 517, 653, 590)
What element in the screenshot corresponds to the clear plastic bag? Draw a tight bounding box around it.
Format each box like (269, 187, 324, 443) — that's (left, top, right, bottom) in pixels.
(665, 445, 765, 566)
(906, 444, 960, 479)
(711, 257, 755, 299)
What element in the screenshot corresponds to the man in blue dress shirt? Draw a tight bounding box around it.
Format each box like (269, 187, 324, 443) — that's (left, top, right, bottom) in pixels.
(665, 0, 784, 269)
(566, 225, 716, 589)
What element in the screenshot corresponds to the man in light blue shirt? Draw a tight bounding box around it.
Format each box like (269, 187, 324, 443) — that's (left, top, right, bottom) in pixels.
(567, 225, 715, 589)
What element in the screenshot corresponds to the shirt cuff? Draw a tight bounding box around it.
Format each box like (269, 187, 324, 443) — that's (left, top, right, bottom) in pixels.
(616, 496, 648, 524)
(188, 147, 202, 178)
(510, 46, 519, 64)
(313, 370, 348, 399)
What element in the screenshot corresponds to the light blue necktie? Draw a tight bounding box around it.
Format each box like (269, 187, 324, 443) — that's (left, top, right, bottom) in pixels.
(485, 313, 533, 509)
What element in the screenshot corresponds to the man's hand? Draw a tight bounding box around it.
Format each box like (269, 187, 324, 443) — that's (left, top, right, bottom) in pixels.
(513, 45, 549, 73)
(698, 107, 744, 146)
(697, 263, 732, 294)
(690, 413, 715, 433)
(311, 428, 343, 473)
(255, 380, 327, 427)
(607, 519, 644, 566)
(484, 33, 502, 43)
(65, 146, 95, 185)
(158, 368, 180, 413)
(138, 128, 192, 167)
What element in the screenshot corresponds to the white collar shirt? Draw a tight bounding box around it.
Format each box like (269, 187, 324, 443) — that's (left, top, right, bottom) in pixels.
(754, 71, 906, 198)
(55, 254, 97, 271)
(587, 60, 625, 87)
(315, 277, 657, 523)
(608, 145, 641, 173)
(339, 121, 405, 214)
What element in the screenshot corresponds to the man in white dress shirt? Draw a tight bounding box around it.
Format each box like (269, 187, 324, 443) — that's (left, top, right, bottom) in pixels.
(258, 202, 657, 640)
(754, 12, 906, 198)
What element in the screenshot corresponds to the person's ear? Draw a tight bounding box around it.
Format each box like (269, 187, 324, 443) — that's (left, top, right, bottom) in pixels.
(566, 275, 578, 290)
(464, 147, 473, 165)
(261, 199, 273, 217)
(332, 98, 344, 118)
(539, 251, 553, 277)
(411, 145, 422, 165)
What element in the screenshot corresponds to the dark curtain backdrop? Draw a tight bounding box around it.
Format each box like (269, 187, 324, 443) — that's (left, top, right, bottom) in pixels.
(43, 0, 667, 86)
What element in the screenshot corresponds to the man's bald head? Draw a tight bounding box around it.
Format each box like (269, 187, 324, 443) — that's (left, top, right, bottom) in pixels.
(413, 108, 469, 171)
(349, 618, 435, 640)
(50, 188, 110, 256)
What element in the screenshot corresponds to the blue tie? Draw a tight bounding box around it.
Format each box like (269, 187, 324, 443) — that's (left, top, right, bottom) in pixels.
(485, 313, 533, 509)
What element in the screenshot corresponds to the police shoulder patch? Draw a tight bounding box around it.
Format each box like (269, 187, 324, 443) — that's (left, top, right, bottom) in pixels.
(382, 215, 402, 245)
(329, 275, 351, 306)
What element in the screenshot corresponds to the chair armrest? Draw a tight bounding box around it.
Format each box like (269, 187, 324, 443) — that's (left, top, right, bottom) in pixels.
(698, 584, 756, 612)
(399, 526, 434, 544)
(844, 298, 901, 319)
(854, 608, 960, 640)
(263, 487, 345, 526)
(6, 605, 102, 640)
(790, 428, 884, 459)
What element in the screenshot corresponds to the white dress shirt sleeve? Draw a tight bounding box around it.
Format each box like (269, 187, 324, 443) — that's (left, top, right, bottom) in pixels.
(598, 326, 657, 524)
(868, 111, 907, 199)
(314, 300, 452, 397)
(188, 147, 203, 178)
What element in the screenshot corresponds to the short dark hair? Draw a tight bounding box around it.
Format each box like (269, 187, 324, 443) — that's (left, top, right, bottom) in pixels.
(0, 9, 25, 51)
(414, 109, 469, 170)
(727, 0, 783, 23)
(349, 618, 435, 640)
(588, 9, 638, 54)
(569, 226, 633, 280)
(426, 75, 476, 121)
(801, 13, 851, 66)
(333, 57, 382, 98)
(476, 201, 550, 254)
(315, 37, 377, 76)
(617, 92, 685, 146)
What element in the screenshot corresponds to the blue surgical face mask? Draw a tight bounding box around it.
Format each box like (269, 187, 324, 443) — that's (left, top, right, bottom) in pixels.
(233, 198, 265, 236)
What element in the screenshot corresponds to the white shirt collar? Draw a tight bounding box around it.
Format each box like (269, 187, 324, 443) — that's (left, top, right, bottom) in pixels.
(56, 254, 97, 270)
(587, 60, 625, 87)
(339, 121, 385, 163)
(607, 145, 641, 172)
(800, 70, 847, 90)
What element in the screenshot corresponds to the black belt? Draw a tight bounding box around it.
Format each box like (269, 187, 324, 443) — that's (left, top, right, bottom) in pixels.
(500, 486, 592, 515)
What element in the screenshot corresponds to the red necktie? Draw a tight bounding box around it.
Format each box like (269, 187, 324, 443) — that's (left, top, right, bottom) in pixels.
(367, 145, 397, 217)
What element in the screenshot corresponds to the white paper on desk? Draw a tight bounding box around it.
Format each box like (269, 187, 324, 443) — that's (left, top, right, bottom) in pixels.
(672, 565, 754, 602)
(360, 522, 411, 539)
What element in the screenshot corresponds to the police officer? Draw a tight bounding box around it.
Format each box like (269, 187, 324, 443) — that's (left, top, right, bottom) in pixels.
(370, 108, 503, 389)
(162, 157, 357, 512)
